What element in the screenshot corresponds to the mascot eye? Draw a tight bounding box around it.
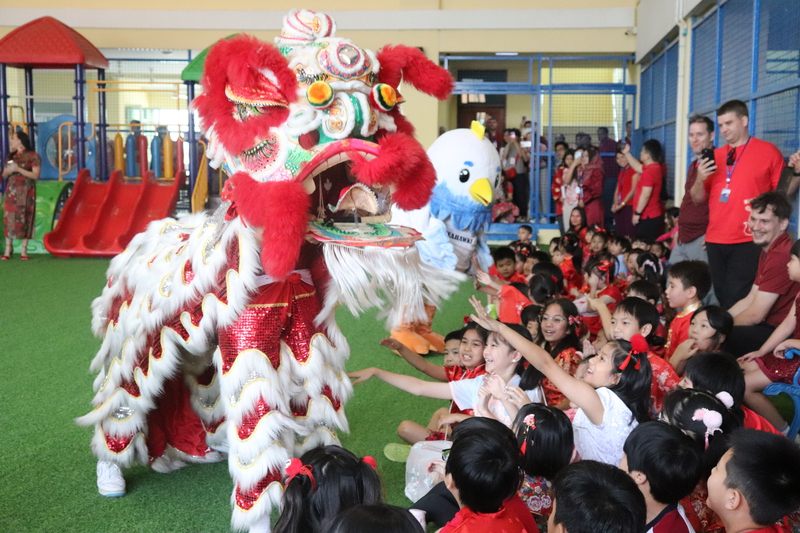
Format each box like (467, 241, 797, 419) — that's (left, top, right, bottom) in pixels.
(370, 83, 398, 112)
(306, 80, 334, 108)
(459, 168, 470, 183)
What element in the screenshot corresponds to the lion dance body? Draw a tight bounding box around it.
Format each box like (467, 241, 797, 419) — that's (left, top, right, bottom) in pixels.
(77, 10, 457, 532)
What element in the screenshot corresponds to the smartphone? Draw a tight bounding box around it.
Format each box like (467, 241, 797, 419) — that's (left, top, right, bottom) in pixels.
(700, 148, 715, 163)
(574, 150, 584, 161)
(520, 140, 531, 148)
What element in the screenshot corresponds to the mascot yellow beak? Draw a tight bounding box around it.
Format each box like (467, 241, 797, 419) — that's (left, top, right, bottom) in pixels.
(469, 178, 493, 206)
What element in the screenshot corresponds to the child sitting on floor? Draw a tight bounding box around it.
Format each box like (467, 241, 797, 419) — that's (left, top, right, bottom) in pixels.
(588, 296, 679, 415)
(577, 254, 623, 340)
(706, 429, 800, 533)
(521, 304, 543, 340)
(514, 403, 574, 531)
(664, 261, 711, 360)
(440, 419, 539, 532)
(349, 323, 543, 430)
(620, 421, 702, 532)
(470, 296, 652, 466)
(273, 445, 382, 533)
(380, 323, 487, 444)
(669, 306, 732, 374)
(489, 246, 528, 284)
(548, 460, 646, 533)
(531, 298, 583, 409)
(680, 352, 780, 434)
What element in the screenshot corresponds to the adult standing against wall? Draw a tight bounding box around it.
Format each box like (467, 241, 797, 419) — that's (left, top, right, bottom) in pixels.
(624, 140, 665, 241)
(577, 146, 604, 227)
(2, 130, 41, 261)
(610, 147, 638, 237)
(690, 100, 785, 308)
(598, 127, 619, 228)
(670, 116, 714, 264)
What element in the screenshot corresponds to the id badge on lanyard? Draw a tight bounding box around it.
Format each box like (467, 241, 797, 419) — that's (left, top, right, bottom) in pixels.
(721, 141, 749, 203)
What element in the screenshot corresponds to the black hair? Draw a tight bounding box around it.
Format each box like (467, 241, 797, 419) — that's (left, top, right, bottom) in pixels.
(520, 304, 543, 327)
(12, 129, 33, 152)
(661, 388, 741, 477)
(569, 207, 587, 232)
(539, 298, 582, 357)
(495, 323, 542, 390)
(614, 296, 665, 347)
(636, 252, 664, 286)
(666, 206, 680, 220)
(792, 238, 800, 258)
(667, 260, 712, 301)
(689, 114, 715, 133)
(529, 250, 551, 264)
(462, 321, 489, 344)
(492, 246, 516, 264)
(528, 273, 559, 305)
(626, 279, 661, 305)
(510, 282, 530, 298)
(560, 231, 583, 267)
(513, 404, 573, 481)
(609, 234, 632, 253)
(604, 339, 653, 423)
(716, 99, 749, 118)
(623, 421, 703, 505)
(551, 460, 646, 533)
(274, 445, 382, 533)
(559, 148, 576, 168)
(683, 351, 744, 425)
(724, 429, 800, 526)
(585, 253, 616, 285)
(519, 224, 533, 234)
(692, 306, 733, 348)
(749, 191, 792, 221)
(328, 504, 423, 533)
(532, 261, 564, 291)
(444, 329, 464, 343)
(642, 139, 664, 164)
(444, 423, 521, 513)
(555, 140, 569, 151)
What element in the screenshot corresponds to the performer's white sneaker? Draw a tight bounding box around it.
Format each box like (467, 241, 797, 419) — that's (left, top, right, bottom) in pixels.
(96, 461, 126, 497)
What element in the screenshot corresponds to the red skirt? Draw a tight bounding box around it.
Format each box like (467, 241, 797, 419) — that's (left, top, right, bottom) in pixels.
(755, 354, 800, 384)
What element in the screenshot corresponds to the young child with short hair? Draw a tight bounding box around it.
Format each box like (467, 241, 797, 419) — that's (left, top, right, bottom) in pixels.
(441, 420, 539, 532)
(664, 260, 712, 359)
(621, 421, 703, 532)
(274, 445, 382, 533)
(669, 306, 732, 374)
(548, 460, 646, 533)
(510, 224, 536, 259)
(706, 429, 800, 533)
(578, 254, 623, 339)
(608, 234, 631, 280)
(489, 246, 528, 284)
(552, 233, 584, 296)
(514, 404, 574, 530)
(521, 304, 543, 339)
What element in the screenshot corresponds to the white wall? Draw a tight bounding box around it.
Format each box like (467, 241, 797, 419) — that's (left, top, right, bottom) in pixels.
(635, 0, 680, 61)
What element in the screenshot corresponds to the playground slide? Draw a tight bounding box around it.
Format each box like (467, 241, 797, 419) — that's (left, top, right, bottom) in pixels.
(44, 170, 182, 257)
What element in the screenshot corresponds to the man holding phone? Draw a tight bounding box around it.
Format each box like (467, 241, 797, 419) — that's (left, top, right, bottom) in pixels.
(671, 115, 714, 265)
(690, 100, 785, 308)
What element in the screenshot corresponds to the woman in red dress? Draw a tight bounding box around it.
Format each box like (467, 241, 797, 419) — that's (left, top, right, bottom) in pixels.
(578, 146, 604, 227)
(2, 130, 41, 260)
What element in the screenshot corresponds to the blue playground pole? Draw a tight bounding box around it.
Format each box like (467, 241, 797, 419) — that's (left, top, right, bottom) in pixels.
(150, 135, 162, 178)
(125, 133, 137, 177)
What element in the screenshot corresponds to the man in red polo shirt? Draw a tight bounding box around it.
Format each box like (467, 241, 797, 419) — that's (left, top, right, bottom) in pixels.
(725, 192, 799, 356)
(690, 100, 785, 308)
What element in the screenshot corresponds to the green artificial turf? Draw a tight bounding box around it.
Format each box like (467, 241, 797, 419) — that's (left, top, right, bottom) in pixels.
(0, 256, 473, 532)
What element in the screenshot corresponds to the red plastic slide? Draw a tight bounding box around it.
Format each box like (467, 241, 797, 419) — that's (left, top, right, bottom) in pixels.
(44, 169, 183, 257)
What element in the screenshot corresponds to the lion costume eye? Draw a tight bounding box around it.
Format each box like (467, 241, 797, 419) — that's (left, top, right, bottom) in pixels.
(306, 80, 334, 108)
(370, 83, 398, 112)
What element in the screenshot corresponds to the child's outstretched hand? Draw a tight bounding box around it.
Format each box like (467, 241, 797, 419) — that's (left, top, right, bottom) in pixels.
(348, 368, 377, 384)
(468, 295, 502, 332)
(380, 337, 406, 355)
(504, 386, 532, 410)
(580, 339, 597, 359)
(485, 374, 506, 398)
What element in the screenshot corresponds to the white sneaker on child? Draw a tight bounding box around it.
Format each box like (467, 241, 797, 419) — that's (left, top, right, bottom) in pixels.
(96, 460, 126, 497)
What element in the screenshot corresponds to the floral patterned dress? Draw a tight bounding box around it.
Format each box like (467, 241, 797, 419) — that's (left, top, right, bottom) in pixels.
(3, 149, 40, 239)
(518, 474, 554, 531)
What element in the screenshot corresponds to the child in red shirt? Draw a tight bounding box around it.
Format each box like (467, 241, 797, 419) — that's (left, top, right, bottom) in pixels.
(578, 254, 623, 339)
(441, 420, 539, 533)
(664, 260, 711, 360)
(488, 246, 528, 284)
(552, 233, 584, 297)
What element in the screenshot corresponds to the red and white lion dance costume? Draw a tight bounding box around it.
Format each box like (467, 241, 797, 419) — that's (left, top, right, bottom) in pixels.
(77, 9, 456, 532)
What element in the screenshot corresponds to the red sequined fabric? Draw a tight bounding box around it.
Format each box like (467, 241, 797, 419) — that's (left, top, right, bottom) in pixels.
(235, 470, 283, 510)
(104, 432, 134, 453)
(237, 397, 273, 440)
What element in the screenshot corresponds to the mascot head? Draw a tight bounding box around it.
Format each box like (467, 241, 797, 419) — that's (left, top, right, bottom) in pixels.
(427, 121, 501, 232)
(193, 9, 453, 278)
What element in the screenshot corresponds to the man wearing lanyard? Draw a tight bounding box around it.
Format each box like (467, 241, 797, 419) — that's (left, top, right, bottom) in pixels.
(690, 100, 785, 309)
